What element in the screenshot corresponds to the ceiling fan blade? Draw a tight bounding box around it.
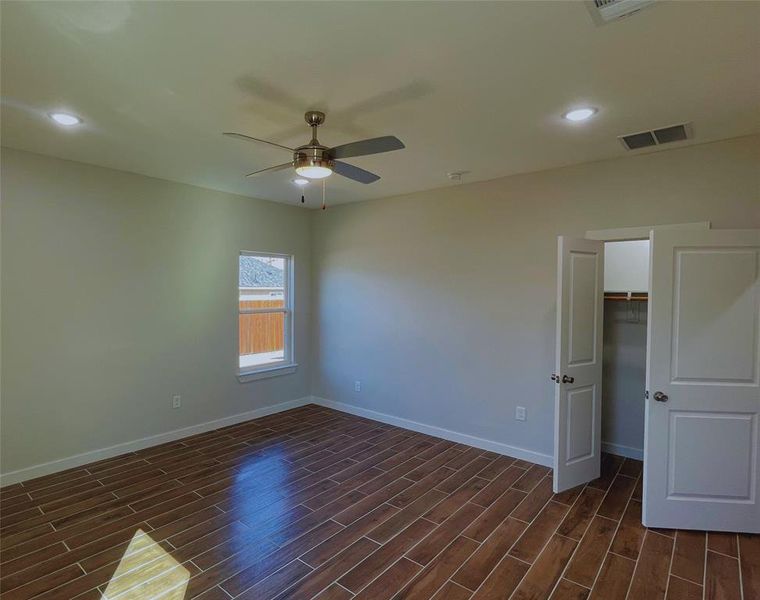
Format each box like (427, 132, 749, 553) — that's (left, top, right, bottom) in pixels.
(329, 136, 405, 159)
(245, 162, 293, 178)
(223, 132, 294, 153)
(332, 160, 380, 184)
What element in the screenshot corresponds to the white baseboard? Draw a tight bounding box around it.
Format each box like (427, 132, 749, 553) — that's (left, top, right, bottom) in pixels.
(2, 394, 556, 487)
(310, 396, 552, 467)
(602, 441, 643, 460)
(0, 396, 313, 487)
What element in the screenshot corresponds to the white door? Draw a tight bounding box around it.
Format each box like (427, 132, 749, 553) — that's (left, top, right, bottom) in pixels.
(644, 229, 760, 532)
(553, 237, 605, 493)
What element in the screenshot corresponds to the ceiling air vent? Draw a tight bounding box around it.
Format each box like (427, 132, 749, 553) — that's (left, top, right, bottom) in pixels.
(586, 0, 657, 25)
(619, 123, 692, 151)
(653, 124, 689, 144)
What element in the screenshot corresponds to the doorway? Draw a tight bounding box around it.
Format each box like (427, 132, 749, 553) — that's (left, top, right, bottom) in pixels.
(601, 240, 649, 461)
(552, 223, 760, 534)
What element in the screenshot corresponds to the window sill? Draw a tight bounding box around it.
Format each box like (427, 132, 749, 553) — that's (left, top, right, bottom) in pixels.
(237, 363, 298, 383)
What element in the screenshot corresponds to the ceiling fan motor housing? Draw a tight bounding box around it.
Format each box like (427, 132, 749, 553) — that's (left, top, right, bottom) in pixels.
(293, 145, 334, 172)
(294, 111, 334, 175)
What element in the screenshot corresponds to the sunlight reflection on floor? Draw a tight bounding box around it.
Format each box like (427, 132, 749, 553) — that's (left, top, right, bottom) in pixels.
(101, 529, 189, 599)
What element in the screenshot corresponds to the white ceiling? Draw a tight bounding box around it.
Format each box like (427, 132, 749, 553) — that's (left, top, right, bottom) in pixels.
(2, 1, 759, 206)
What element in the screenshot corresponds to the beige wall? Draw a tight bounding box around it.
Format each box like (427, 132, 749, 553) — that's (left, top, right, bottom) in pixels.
(311, 136, 760, 460)
(2, 136, 759, 477)
(1, 148, 311, 474)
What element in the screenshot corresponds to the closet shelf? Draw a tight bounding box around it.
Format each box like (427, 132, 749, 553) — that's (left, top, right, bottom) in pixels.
(604, 292, 648, 302)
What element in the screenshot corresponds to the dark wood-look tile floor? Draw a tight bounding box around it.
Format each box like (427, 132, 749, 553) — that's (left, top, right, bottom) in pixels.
(1, 405, 757, 599)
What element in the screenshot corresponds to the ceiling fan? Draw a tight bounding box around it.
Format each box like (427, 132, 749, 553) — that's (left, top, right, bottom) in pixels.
(224, 111, 404, 184)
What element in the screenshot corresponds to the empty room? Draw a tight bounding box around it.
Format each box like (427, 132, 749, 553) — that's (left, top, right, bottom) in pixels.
(1, 1, 759, 599)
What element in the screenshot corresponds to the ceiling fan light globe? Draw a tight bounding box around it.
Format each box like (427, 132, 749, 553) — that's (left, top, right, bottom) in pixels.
(296, 165, 332, 179)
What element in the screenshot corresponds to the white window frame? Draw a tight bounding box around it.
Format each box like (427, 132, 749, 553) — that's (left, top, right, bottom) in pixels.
(237, 251, 296, 382)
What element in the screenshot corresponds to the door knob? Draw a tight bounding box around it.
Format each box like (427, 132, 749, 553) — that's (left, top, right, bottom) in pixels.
(653, 391, 668, 402)
(562, 375, 574, 384)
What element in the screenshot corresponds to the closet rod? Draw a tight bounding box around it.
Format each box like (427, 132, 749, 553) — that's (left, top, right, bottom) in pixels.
(604, 293, 648, 302)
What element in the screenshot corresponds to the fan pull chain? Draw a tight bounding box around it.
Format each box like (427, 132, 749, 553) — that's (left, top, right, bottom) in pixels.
(321, 179, 326, 210)
(301, 194, 305, 204)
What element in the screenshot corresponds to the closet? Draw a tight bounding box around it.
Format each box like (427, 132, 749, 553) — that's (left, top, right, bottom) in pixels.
(553, 226, 759, 532)
(601, 240, 649, 460)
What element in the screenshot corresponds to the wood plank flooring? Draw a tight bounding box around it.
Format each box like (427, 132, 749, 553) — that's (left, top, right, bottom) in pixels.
(1, 405, 756, 599)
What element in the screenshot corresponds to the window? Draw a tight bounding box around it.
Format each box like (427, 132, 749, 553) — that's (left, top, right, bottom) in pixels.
(238, 252, 294, 379)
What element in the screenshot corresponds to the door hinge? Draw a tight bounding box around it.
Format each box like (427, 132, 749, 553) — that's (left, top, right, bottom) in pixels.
(644, 390, 649, 399)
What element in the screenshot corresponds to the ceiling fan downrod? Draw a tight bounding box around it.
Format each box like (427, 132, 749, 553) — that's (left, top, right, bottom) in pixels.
(304, 110, 326, 146)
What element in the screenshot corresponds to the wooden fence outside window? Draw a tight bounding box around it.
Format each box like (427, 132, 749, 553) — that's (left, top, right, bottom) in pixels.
(239, 299, 285, 355)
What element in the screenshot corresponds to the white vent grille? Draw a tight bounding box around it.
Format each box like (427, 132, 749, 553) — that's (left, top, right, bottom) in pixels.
(586, 0, 657, 25)
(619, 123, 692, 151)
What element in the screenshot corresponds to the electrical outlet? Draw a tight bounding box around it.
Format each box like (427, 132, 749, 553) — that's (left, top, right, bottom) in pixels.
(354, 381, 361, 393)
(172, 395, 181, 409)
(515, 406, 526, 421)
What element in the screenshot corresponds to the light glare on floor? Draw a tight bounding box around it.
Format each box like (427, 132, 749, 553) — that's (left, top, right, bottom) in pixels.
(102, 529, 189, 600)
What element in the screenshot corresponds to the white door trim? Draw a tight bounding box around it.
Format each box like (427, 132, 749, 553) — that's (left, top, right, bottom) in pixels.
(585, 221, 710, 242)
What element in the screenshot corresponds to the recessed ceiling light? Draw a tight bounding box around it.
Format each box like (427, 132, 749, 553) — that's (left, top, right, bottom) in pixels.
(49, 112, 82, 126)
(293, 178, 309, 186)
(563, 107, 597, 122)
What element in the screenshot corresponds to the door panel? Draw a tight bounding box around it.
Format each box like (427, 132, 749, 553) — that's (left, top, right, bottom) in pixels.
(567, 386, 596, 462)
(671, 250, 758, 383)
(644, 229, 760, 532)
(554, 237, 604, 493)
(569, 252, 600, 365)
(669, 412, 755, 500)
